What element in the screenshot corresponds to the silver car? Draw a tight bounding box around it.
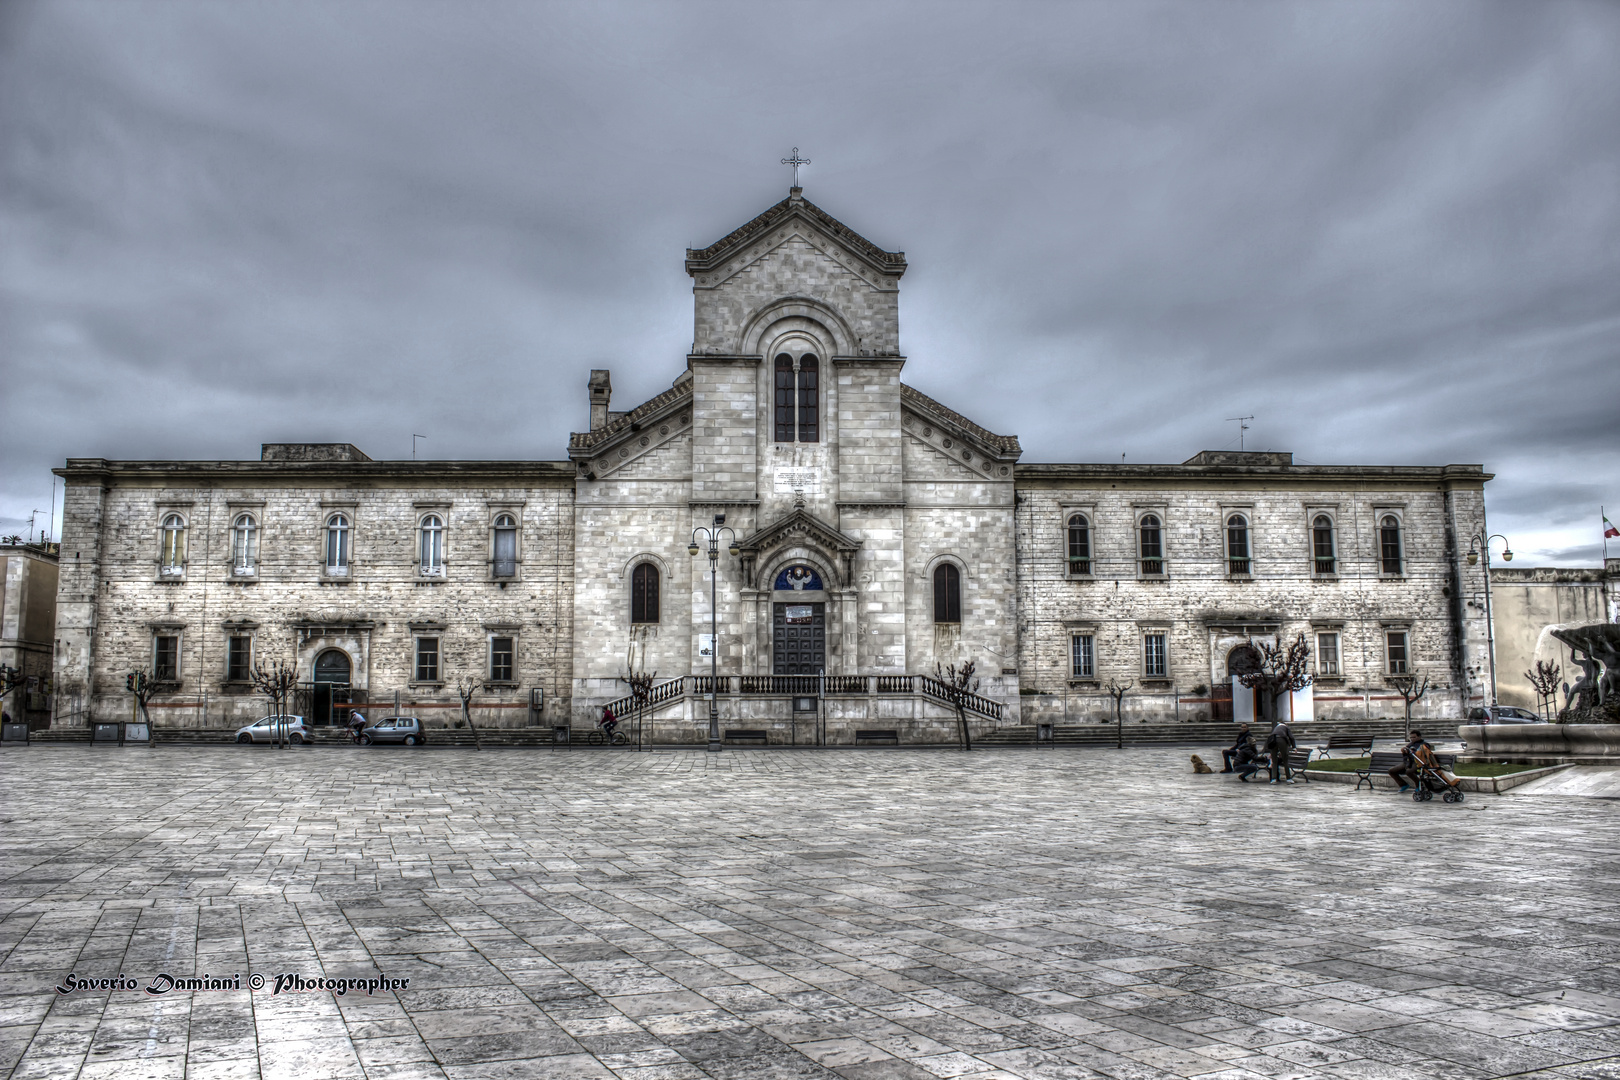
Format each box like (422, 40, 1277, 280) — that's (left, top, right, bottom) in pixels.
(359, 716, 427, 746)
(1467, 706, 1549, 725)
(235, 715, 313, 744)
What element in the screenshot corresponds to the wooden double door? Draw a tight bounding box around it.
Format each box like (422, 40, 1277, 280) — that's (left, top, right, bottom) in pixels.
(772, 602, 825, 675)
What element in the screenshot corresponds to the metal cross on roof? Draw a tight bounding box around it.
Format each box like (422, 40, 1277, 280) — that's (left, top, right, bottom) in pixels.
(781, 148, 810, 187)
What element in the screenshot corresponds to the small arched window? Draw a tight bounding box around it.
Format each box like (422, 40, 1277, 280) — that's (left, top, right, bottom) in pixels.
(325, 514, 351, 572)
(1313, 515, 1336, 575)
(933, 563, 961, 624)
(774, 354, 795, 442)
(1226, 515, 1250, 575)
(1379, 515, 1403, 574)
(1139, 515, 1164, 575)
(797, 356, 819, 443)
(160, 514, 186, 573)
(493, 514, 517, 579)
(231, 514, 258, 573)
(419, 515, 445, 574)
(1066, 514, 1091, 575)
(631, 563, 659, 624)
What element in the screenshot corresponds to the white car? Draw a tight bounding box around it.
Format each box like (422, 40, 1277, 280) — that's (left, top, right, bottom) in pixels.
(235, 715, 313, 744)
(1467, 706, 1549, 725)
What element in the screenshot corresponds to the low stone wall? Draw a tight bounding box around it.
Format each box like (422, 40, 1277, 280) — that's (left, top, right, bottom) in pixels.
(1458, 724, 1620, 765)
(1303, 762, 1575, 794)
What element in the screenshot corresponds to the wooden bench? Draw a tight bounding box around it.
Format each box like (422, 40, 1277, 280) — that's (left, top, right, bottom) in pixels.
(1286, 749, 1314, 781)
(855, 729, 900, 745)
(723, 729, 769, 744)
(1355, 751, 1457, 791)
(1317, 735, 1374, 758)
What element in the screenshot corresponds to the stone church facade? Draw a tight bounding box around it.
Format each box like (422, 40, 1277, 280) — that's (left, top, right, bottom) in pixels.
(51, 189, 1494, 739)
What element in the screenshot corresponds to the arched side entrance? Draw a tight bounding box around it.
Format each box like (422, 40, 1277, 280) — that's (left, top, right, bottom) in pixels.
(1226, 645, 1266, 724)
(312, 648, 352, 727)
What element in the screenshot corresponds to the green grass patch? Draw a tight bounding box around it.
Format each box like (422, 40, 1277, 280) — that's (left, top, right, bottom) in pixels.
(1306, 756, 1540, 777)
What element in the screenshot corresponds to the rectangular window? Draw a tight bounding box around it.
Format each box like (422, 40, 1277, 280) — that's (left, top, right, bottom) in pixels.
(1143, 632, 1167, 678)
(1316, 632, 1340, 677)
(415, 637, 440, 683)
(226, 636, 252, 682)
(489, 636, 514, 682)
(154, 635, 179, 682)
(1386, 631, 1409, 674)
(1071, 634, 1094, 679)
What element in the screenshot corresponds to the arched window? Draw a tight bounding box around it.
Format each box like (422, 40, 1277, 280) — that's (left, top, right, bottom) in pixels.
(493, 514, 517, 579)
(630, 563, 659, 624)
(419, 515, 444, 574)
(933, 563, 961, 624)
(1379, 515, 1403, 574)
(773, 351, 821, 443)
(325, 514, 350, 572)
(1312, 515, 1336, 575)
(1066, 514, 1091, 575)
(774, 354, 795, 442)
(231, 514, 258, 573)
(797, 355, 819, 442)
(1226, 515, 1250, 575)
(160, 514, 186, 573)
(1139, 515, 1164, 575)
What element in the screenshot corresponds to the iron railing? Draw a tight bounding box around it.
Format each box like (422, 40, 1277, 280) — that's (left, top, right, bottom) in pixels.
(590, 672, 1005, 722)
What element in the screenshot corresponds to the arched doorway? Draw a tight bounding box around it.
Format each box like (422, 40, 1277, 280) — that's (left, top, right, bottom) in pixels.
(312, 649, 352, 727)
(1226, 645, 1266, 723)
(772, 564, 826, 675)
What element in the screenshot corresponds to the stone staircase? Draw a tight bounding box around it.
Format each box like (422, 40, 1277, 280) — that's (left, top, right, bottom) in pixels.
(976, 718, 1420, 748)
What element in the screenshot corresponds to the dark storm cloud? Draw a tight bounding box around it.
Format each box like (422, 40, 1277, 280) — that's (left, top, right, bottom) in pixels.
(2, 0, 1616, 562)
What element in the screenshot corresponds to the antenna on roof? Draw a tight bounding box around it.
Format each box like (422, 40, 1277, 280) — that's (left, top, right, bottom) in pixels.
(1225, 415, 1255, 451)
(412, 434, 426, 461)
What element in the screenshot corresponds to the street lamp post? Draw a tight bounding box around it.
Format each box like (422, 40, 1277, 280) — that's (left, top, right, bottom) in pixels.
(689, 515, 739, 752)
(1465, 532, 1513, 706)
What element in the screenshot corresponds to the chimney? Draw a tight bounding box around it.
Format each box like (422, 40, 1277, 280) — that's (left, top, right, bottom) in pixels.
(589, 369, 612, 431)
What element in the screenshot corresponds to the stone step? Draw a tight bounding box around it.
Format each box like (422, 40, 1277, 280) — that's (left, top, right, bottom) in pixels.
(979, 719, 1425, 747)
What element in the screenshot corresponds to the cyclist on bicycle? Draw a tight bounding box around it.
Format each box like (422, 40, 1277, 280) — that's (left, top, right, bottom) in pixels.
(599, 704, 618, 738)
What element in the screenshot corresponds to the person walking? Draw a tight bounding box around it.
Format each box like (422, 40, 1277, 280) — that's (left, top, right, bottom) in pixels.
(1221, 724, 1253, 773)
(1266, 720, 1296, 784)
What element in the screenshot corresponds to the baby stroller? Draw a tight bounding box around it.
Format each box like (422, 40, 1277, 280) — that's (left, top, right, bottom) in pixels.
(1411, 754, 1464, 804)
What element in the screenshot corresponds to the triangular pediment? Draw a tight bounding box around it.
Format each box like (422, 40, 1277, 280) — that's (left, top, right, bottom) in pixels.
(686, 190, 907, 281)
(735, 506, 862, 590)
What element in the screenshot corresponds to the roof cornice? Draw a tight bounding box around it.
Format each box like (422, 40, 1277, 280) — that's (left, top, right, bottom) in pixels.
(54, 459, 577, 485)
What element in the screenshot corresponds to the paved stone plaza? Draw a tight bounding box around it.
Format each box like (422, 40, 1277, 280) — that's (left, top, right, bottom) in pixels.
(1, 746, 1617, 1080)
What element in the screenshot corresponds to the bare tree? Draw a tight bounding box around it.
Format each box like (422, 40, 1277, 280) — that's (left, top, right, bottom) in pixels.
(933, 660, 980, 751)
(1105, 678, 1133, 749)
(248, 659, 299, 748)
(455, 676, 483, 751)
(618, 663, 658, 752)
(1235, 634, 1313, 721)
(1526, 660, 1562, 721)
(1388, 673, 1430, 735)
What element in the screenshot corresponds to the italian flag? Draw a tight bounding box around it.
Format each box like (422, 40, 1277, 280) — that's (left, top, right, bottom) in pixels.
(1607, 514, 1620, 539)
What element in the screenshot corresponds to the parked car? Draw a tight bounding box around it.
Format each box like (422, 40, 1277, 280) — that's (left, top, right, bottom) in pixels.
(235, 715, 313, 744)
(1467, 705, 1549, 725)
(359, 716, 427, 746)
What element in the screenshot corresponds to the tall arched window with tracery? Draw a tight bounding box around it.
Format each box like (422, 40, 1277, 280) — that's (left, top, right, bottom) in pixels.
(631, 563, 660, 624)
(1379, 515, 1403, 575)
(1139, 515, 1164, 575)
(419, 515, 445, 575)
(325, 514, 351, 573)
(160, 514, 186, 575)
(774, 351, 820, 442)
(1066, 514, 1091, 575)
(1312, 515, 1337, 575)
(1226, 515, 1250, 575)
(493, 514, 517, 579)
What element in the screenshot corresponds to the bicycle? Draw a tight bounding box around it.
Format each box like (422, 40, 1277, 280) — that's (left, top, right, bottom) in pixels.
(586, 721, 628, 746)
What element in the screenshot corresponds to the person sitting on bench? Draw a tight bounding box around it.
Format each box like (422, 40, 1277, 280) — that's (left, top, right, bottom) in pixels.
(1221, 724, 1253, 773)
(1390, 730, 1429, 792)
(1234, 739, 1264, 782)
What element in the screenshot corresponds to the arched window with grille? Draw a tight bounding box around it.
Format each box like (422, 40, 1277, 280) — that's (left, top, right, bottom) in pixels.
(1066, 514, 1091, 576)
(630, 563, 659, 624)
(231, 514, 258, 574)
(774, 354, 795, 442)
(1226, 515, 1250, 575)
(773, 350, 821, 443)
(492, 514, 517, 579)
(325, 514, 351, 573)
(419, 515, 445, 575)
(160, 514, 186, 575)
(1139, 515, 1164, 575)
(797, 356, 819, 442)
(1379, 515, 1403, 575)
(933, 563, 961, 624)
(1312, 515, 1337, 575)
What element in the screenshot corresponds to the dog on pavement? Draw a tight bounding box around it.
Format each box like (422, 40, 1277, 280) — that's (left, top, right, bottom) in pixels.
(1190, 754, 1214, 774)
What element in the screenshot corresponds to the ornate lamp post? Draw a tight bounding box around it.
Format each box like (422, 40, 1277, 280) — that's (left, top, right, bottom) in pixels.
(689, 515, 739, 752)
(1465, 532, 1513, 706)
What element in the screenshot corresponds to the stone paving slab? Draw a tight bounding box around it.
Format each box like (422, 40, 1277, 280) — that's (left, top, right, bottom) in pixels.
(0, 744, 1617, 1079)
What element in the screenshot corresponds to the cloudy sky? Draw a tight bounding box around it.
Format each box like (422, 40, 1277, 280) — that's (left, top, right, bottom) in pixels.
(2, 0, 1616, 563)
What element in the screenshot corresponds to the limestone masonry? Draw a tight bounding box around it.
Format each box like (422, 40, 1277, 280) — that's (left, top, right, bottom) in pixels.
(52, 188, 1493, 741)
